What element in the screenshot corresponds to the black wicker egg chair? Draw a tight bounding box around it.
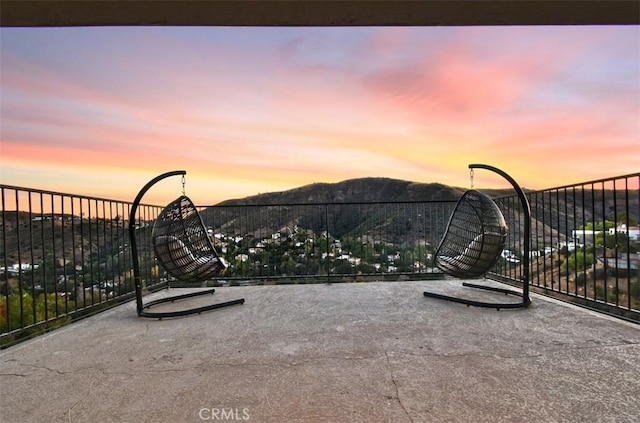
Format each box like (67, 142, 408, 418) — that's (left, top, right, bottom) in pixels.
(434, 189, 508, 279)
(153, 195, 227, 283)
(129, 170, 244, 319)
(423, 164, 531, 309)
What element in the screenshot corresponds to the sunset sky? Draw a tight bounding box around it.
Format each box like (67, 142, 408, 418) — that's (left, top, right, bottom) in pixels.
(1, 25, 638, 206)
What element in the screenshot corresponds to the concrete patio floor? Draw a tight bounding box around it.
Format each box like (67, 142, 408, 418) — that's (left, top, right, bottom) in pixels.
(1, 280, 639, 423)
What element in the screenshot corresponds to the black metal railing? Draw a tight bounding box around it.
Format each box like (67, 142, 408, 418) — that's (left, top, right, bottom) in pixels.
(2, 173, 638, 345)
(490, 173, 640, 321)
(0, 185, 166, 346)
(196, 201, 455, 283)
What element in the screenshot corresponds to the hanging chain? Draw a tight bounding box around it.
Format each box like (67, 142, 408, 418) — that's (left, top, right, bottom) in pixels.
(181, 175, 186, 196)
(470, 168, 474, 189)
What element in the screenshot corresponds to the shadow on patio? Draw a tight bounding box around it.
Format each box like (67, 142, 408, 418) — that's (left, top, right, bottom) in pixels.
(1, 280, 639, 423)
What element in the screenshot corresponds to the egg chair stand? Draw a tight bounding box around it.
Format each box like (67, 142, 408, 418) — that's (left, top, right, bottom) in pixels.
(423, 164, 531, 310)
(129, 170, 244, 319)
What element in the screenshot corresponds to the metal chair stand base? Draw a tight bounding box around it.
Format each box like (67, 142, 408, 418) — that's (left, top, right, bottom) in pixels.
(137, 287, 245, 319)
(424, 282, 530, 310)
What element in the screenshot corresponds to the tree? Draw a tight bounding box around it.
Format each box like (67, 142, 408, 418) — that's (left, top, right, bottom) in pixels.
(565, 250, 594, 272)
(595, 232, 629, 250)
(581, 220, 616, 231)
(616, 213, 638, 226)
(0, 292, 73, 335)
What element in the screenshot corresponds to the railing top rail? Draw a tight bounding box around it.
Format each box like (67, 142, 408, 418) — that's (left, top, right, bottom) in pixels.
(0, 185, 478, 210)
(200, 199, 460, 208)
(5, 172, 639, 211)
(528, 172, 640, 193)
(0, 184, 154, 208)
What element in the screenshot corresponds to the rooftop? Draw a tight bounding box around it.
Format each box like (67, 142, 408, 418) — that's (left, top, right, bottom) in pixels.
(1, 280, 639, 423)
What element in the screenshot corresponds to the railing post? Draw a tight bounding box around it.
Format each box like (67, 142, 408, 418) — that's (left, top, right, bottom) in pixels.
(325, 203, 330, 283)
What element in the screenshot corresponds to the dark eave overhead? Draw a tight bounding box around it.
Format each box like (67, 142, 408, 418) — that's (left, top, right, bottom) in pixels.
(1, 0, 639, 28)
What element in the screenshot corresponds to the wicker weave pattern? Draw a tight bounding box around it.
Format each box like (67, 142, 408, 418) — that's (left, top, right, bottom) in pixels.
(435, 190, 508, 278)
(152, 195, 226, 283)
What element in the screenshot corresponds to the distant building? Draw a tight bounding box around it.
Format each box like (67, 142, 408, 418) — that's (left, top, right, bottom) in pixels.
(571, 229, 601, 245)
(598, 254, 640, 270)
(609, 224, 640, 241)
(3, 263, 40, 274)
(557, 241, 583, 252)
(501, 249, 520, 263)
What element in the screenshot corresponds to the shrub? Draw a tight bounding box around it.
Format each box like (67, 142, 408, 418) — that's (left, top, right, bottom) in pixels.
(575, 272, 587, 287)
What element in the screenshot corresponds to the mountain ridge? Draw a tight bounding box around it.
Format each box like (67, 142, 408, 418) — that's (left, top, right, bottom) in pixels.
(212, 177, 516, 206)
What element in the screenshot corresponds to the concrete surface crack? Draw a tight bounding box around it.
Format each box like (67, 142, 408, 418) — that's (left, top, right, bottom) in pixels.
(63, 358, 116, 423)
(397, 349, 525, 360)
(356, 298, 371, 321)
(385, 351, 414, 423)
(0, 372, 29, 377)
(285, 354, 381, 368)
(16, 361, 70, 375)
(67, 376, 99, 423)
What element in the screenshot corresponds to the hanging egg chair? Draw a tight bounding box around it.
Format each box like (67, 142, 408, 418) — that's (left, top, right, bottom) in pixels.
(424, 164, 532, 310)
(152, 195, 227, 283)
(129, 170, 244, 319)
(435, 189, 508, 278)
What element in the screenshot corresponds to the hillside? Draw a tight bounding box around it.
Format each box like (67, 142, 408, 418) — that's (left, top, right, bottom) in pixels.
(198, 176, 638, 251)
(196, 178, 523, 248)
(214, 177, 486, 206)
